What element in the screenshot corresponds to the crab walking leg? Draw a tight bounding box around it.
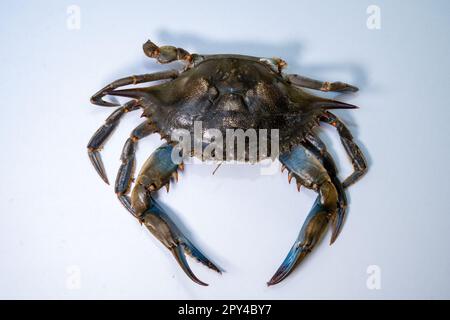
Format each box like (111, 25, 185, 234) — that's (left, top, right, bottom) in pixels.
(286, 74, 359, 93)
(142, 40, 192, 64)
(87, 100, 140, 184)
(115, 121, 156, 215)
(304, 134, 347, 244)
(268, 145, 338, 286)
(91, 69, 179, 107)
(320, 111, 368, 188)
(130, 144, 221, 286)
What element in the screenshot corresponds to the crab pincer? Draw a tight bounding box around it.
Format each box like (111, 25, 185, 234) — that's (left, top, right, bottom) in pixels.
(131, 144, 222, 285)
(268, 145, 338, 286)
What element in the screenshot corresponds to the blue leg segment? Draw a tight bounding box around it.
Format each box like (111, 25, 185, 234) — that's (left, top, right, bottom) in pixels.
(268, 145, 338, 286)
(304, 134, 347, 244)
(268, 197, 329, 286)
(131, 143, 221, 286)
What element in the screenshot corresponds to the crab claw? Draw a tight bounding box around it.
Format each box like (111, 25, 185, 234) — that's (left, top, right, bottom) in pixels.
(170, 245, 208, 286)
(271, 144, 340, 285)
(142, 200, 221, 286)
(268, 196, 329, 286)
(302, 135, 348, 245)
(90, 96, 120, 107)
(130, 143, 222, 285)
(90, 90, 120, 107)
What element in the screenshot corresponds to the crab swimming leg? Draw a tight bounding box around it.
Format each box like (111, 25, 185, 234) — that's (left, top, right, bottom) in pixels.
(91, 69, 179, 106)
(87, 100, 140, 184)
(304, 133, 347, 244)
(142, 40, 193, 64)
(268, 144, 338, 286)
(320, 111, 368, 188)
(130, 143, 221, 286)
(287, 74, 359, 93)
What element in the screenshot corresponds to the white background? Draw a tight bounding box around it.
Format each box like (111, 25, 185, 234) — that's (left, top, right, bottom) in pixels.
(0, 0, 449, 299)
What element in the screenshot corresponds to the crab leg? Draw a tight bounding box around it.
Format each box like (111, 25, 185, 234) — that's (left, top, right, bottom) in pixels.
(87, 100, 140, 184)
(287, 74, 358, 93)
(91, 69, 179, 106)
(304, 134, 347, 244)
(115, 121, 156, 215)
(268, 145, 338, 286)
(320, 111, 368, 188)
(142, 40, 192, 64)
(130, 143, 221, 286)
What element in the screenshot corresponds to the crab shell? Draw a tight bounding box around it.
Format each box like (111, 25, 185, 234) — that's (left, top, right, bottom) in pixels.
(111, 54, 356, 159)
(88, 41, 367, 286)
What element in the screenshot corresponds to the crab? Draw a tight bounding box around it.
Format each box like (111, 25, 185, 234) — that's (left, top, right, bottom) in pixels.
(87, 40, 367, 286)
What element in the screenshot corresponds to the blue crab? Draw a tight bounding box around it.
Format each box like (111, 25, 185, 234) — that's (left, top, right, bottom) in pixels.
(87, 40, 367, 286)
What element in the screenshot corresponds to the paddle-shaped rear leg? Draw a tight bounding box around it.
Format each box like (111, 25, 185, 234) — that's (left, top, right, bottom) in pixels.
(268, 145, 338, 286)
(142, 40, 192, 64)
(131, 144, 221, 286)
